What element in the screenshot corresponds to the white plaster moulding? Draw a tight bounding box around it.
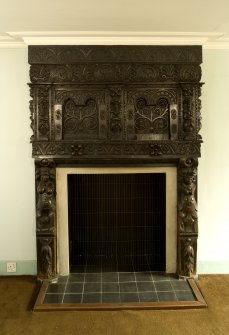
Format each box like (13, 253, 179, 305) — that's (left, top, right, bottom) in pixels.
(1, 31, 229, 48)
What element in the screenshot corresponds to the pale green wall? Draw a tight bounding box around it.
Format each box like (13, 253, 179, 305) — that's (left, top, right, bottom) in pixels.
(198, 49, 229, 273)
(0, 47, 228, 275)
(0, 48, 36, 275)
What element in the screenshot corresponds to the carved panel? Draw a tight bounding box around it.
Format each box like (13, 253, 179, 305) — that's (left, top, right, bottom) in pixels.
(63, 98, 98, 139)
(134, 97, 169, 139)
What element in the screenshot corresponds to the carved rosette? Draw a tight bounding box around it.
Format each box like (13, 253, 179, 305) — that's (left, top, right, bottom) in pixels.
(35, 159, 57, 280)
(177, 158, 198, 278)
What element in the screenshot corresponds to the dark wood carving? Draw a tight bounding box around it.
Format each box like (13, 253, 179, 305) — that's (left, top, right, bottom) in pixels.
(28, 46, 202, 64)
(29, 46, 203, 280)
(35, 159, 56, 280)
(177, 158, 198, 277)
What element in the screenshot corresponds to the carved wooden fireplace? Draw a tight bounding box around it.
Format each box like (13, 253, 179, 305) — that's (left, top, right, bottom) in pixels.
(29, 45, 202, 281)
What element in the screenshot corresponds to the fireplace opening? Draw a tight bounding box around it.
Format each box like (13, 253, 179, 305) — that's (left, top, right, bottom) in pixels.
(67, 173, 166, 273)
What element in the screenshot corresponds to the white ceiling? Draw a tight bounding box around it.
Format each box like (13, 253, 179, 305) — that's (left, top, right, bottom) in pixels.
(1, 0, 229, 48)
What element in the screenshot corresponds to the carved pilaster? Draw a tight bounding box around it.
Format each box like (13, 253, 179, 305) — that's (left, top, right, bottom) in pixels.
(29, 86, 35, 142)
(35, 159, 57, 280)
(181, 85, 196, 140)
(109, 87, 123, 140)
(177, 158, 198, 278)
(37, 86, 50, 140)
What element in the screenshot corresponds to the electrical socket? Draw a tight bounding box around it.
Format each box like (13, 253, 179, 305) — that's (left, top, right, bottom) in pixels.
(7, 262, 17, 273)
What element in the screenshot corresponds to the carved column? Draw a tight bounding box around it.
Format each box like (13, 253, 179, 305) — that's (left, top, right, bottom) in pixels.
(177, 157, 198, 278)
(35, 159, 57, 280)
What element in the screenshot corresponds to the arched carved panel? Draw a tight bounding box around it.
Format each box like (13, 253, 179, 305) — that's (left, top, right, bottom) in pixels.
(63, 98, 99, 139)
(134, 97, 170, 140)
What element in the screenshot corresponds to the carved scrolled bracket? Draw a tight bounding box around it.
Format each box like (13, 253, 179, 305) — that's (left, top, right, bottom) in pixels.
(35, 159, 57, 280)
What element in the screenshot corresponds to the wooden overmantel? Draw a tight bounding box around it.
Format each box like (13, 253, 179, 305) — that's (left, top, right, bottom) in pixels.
(28, 45, 203, 280)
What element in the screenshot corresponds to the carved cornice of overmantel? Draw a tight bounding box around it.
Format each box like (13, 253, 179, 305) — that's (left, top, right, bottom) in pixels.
(32, 140, 201, 159)
(28, 45, 202, 65)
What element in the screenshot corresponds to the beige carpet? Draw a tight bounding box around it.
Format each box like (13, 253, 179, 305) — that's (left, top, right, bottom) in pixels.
(0, 275, 229, 335)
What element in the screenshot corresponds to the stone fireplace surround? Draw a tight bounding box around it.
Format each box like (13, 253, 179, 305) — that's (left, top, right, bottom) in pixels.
(56, 166, 177, 276)
(29, 45, 202, 281)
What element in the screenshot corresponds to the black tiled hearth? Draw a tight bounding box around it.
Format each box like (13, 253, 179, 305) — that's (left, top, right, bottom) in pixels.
(43, 271, 197, 305)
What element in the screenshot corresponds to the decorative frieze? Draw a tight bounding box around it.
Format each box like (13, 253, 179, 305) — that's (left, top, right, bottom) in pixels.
(30, 63, 202, 84)
(32, 140, 201, 158)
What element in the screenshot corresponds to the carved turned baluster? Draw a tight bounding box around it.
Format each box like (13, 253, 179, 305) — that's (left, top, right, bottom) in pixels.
(35, 159, 57, 280)
(177, 158, 198, 278)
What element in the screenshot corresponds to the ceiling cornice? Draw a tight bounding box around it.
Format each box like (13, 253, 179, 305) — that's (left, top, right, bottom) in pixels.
(1, 31, 229, 49)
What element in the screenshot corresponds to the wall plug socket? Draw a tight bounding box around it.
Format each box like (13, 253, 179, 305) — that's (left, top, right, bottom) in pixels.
(7, 262, 17, 272)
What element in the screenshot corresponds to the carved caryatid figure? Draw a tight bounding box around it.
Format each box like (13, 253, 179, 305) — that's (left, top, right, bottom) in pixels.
(178, 159, 198, 233)
(36, 166, 55, 234)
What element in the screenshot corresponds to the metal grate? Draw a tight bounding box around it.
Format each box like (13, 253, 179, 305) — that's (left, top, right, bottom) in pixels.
(68, 173, 166, 271)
